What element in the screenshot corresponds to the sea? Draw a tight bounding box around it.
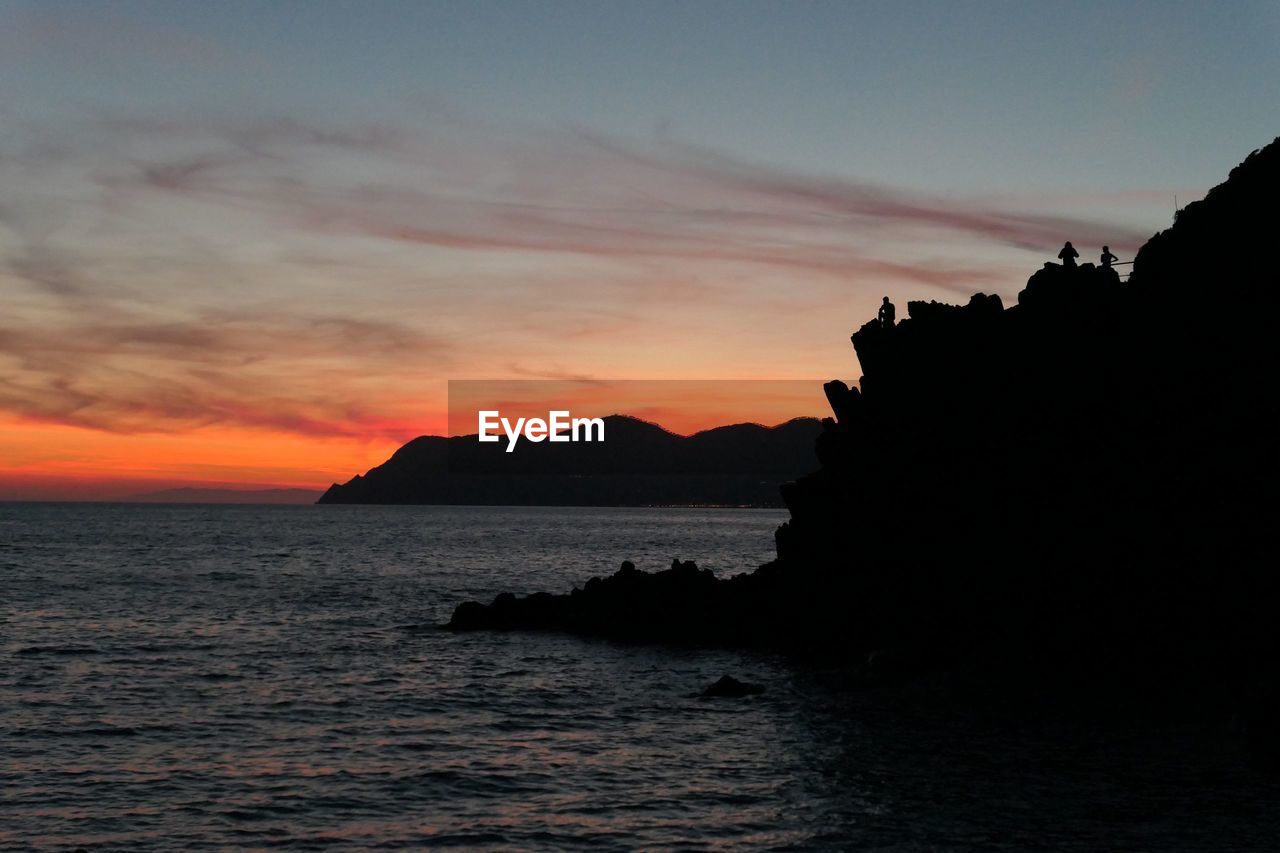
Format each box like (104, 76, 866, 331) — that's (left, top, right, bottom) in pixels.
(2, 503, 1276, 850)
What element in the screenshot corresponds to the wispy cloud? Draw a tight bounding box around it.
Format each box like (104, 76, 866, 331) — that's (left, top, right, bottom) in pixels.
(0, 109, 1158, 441)
(79, 113, 1150, 283)
(0, 309, 449, 436)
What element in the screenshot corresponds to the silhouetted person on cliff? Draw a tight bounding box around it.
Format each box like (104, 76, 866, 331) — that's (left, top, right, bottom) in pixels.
(878, 296, 896, 328)
(1100, 246, 1119, 267)
(1058, 241, 1079, 269)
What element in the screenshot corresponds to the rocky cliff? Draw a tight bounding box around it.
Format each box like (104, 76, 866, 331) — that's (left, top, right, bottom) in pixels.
(448, 138, 1280, 685)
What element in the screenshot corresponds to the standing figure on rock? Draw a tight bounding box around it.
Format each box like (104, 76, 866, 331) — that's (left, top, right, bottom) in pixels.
(878, 296, 896, 329)
(1100, 245, 1119, 267)
(1058, 241, 1079, 269)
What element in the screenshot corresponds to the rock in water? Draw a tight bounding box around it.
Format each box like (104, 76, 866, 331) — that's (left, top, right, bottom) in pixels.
(702, 675, 765, 698)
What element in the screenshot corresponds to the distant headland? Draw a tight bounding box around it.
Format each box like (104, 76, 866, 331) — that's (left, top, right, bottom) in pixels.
(319, 415, 822, 507)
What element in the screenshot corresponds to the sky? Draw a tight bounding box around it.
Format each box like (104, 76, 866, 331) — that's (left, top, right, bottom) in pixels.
(1, 0, 1276, 499)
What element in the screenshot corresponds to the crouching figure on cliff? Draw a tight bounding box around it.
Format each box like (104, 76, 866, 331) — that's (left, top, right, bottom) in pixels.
(878, 296, 896, 328)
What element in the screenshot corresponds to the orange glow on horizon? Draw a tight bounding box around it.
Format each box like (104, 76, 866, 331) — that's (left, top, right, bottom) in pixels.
(0, 381, 830, 500)
(0, 413, 405, 501)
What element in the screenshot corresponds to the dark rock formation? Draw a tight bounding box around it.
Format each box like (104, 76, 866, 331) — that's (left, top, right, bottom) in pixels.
(448, 138, 1280, 686)
(702, 675, 765, 698)
(449, 558, 758, 645)
(319, 415, 821, 507)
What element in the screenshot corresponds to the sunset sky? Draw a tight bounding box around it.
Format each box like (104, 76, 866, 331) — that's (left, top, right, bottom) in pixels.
(2, 0, 1276, 499)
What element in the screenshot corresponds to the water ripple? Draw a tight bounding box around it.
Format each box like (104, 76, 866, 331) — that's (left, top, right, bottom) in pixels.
(2, 504, 1275, 850)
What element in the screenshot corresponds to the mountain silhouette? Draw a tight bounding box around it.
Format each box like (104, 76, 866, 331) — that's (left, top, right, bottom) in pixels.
(318, 414, 822, 507)
(449, 137, 1280, 696)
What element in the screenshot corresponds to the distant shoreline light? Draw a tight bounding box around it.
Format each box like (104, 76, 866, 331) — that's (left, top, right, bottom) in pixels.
(477, 410, 606, 453)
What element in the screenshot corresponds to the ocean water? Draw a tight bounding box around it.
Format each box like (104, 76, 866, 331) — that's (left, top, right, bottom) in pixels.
(2, 503, 1276, 850)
